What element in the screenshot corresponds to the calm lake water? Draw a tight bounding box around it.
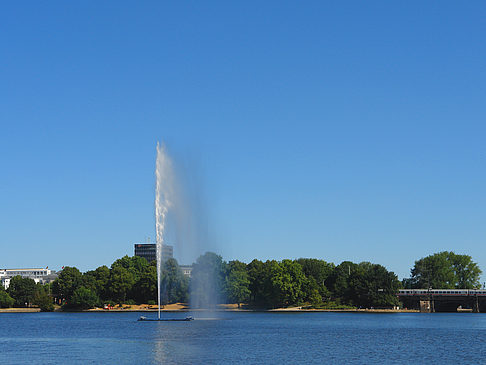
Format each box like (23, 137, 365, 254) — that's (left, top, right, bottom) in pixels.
(0, 311, 485, 364)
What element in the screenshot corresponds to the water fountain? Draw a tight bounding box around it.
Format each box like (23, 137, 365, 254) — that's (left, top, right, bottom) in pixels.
(139, 142, 195, 322)
(154, 142, 172, 320)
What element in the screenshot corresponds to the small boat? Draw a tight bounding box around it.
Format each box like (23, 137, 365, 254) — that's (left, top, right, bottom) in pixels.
(138, 316, 194, 322)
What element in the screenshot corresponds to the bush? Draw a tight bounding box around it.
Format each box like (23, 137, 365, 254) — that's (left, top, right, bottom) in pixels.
(0, 289, 15, 308)
(66, 287, 99, 310)
(310, 301, 355, 310)
(34, 291, 54, 312)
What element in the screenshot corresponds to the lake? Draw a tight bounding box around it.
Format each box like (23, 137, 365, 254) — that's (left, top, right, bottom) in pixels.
(1, 311, 485, 364)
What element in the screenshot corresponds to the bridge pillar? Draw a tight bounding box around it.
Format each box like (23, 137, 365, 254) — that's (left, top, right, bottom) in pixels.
(420, 300, 434, 313)
(473, 296, 479, 313)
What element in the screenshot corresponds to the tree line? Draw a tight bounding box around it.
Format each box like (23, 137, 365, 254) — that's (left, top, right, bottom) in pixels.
(0, 251, 481, 310)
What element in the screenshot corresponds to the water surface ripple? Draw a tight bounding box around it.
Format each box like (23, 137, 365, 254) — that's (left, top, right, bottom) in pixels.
(1, 312, 485, 364)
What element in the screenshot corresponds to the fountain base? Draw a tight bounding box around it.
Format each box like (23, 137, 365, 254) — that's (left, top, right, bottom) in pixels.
(138, 316, 194, 322)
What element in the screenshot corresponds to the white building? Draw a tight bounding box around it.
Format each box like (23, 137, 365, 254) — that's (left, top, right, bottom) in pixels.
(179, 265, 193, 277)
(0, 268, 57, 289)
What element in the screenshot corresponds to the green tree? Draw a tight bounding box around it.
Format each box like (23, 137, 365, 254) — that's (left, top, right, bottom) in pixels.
(348, 262, 400, 308)
(133, 264, 157, 303)
(248, 259, 294, 308)
(33, 283, 54, 311)
(161, 258, 188, 304)
(263, 260, 284, 308)
(296, 258, 334, 286)
(0, 287, 15, 308)
(366, 264, 401, 307)
(450, 253, 482, 289)
(410, 252, 482, 289)
(247, 259, 266, 306)
(52, 267, 83, 303)
(296, 258, 334, 301)
(7, 276, 37, 307)
(225, 261, 250, 308)
(109, 266, 135, 303)
(270, 260, 306, 307)
(190, 252, 226, 308)
(112, 255, 148, 282)
(301, 276, 323, 305)
(226, 260, 247, 273)
(325, 261, 359, 305)
(326, 261, 400, 308)
(68, 286, 99, 309)
(83, 265, 111, 301)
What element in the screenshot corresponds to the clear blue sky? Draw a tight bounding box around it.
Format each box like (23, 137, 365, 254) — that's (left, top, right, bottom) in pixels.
(1, 2, 485, 282)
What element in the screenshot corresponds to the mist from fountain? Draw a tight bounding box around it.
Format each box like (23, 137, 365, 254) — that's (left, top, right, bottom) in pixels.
(153, 142, 222, 319)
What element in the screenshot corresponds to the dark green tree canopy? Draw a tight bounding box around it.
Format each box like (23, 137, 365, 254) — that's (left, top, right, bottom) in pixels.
(190, 252, 226, 308)
(52, 266, 83, 301)
(324, 261, 400, 308)
(111, 255, 148, 282)
(409, 251, 482, 289)
(296, 258, 334, 300)
(247, 259, 266, 305)
(69, 286, 99, 309)
(83, 265, 110, 300)
(348, 262, 400, 308)
(225, 260, 250, 307)
(270, 259, 306, 307)
(7, 276, 37, 307)
(109, 266, 135, 302)
(36, 251, 481, 311)
(33, 284, 54, 312)
(133, 265, 157, 304)
(161, 258, 188, 304)
(296, 258, 334, 285)
(325, 261, 359, 303)
(0, 287, 15, 308)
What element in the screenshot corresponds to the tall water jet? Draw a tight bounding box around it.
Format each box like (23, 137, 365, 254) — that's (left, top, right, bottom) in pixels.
(155, 142, 173, 319)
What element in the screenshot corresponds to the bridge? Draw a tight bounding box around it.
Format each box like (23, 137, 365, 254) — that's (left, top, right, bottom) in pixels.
(398, 289, 486, 313)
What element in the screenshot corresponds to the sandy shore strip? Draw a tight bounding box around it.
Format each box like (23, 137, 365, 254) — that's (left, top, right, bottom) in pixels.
(0, 308, 41, 313)
(1, 304, 419, 313)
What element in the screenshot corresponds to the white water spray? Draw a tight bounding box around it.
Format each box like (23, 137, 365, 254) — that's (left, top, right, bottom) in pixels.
(155, 142, 173, 319)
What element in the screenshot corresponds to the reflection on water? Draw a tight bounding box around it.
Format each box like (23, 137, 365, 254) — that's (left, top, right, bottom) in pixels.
(152, 329, 167, 364)
(151, 316, 202, 364)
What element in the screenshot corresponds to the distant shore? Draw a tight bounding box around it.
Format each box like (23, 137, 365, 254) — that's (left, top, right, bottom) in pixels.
(0, 303, 419, 313)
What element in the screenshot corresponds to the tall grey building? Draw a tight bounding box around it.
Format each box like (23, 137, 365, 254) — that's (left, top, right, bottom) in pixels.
(134, 243, 173, 263)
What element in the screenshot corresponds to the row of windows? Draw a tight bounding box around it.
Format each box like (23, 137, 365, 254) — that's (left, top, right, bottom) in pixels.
(400, 290, 486, 295)
(2, 271, 49, 276)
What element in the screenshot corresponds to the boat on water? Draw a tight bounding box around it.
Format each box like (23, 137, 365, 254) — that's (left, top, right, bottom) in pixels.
(138, 316, 194, 322)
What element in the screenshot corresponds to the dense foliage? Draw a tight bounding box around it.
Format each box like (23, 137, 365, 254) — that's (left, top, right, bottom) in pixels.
(3, 277, 54, 311)
(190, 252, 226, 308)
(243, 258, 400, 308)
(48, 255, 189, 310)
(45, 253, 403, 310)
(0, 287, 15, 308)
(403, 251, 482, 289)
(4, 250, 480, 310)
(45, 253, 413, 309)
(7, 276, 38, 307)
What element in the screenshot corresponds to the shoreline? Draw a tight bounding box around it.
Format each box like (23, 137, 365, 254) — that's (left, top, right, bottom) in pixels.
(0, 306, 420, 314)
